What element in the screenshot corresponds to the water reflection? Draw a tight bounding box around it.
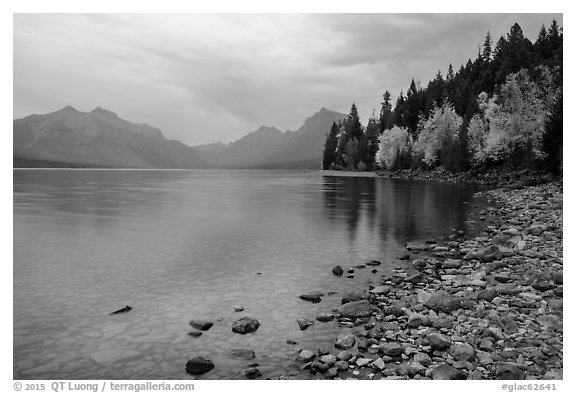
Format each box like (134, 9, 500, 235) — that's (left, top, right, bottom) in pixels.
(322, 176, 486, 245)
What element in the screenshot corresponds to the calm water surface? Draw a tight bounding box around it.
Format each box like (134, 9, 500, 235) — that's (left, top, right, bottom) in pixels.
(13, 169, 490, 379)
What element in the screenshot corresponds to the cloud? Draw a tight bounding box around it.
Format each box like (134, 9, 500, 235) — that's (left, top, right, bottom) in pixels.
(13, 13, 562, 146)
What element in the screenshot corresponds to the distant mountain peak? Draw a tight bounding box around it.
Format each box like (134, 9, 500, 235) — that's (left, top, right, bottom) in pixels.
(59, 105, 79, 113)
(91, 106, 119, 119)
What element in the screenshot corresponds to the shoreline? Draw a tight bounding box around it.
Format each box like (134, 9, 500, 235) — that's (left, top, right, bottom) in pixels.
(287, 179, 562, 380)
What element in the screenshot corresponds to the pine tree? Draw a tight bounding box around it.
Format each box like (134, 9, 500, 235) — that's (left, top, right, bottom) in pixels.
(322, 122, 340, 169)
(542, 90, 562, 173)
(379, 91, 393, 132)
(361, 113, 380, 170)
(482, 31, 492, 62)
(346, 103, 363, 141)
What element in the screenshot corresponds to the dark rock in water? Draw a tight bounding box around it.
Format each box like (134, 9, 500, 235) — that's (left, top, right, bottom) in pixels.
(366, 260, 381, 266)
(332, 265, 344, 276)
(231, 349, 256, 360)
(496, 363, 526, 380)
(188, 331, 203, 337)
(189, 320, 214, 331)
(340, 300, 372, 318)
(424, 290, 462, 313)
(232, 317, 260, 334)
(427, 332, 452, 351)
(299, 294, 322, 303)
(335, 333, 355, 349)
(242, 367, 262, 379)
(110, 305, 132, 315)
(398, 253, 411, 260)
(316, 312, 335, 322)
(185, 357, 214, 375)
(431, 364, 466, 380)
(286, 340, 297, 345)
(234, 306, 245, 312)
(297, 318, 315, 330)
(341, 289, 368, 304)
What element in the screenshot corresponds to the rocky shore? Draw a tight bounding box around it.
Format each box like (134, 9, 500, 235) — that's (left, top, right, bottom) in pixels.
(377, 167, 559, 187)
(281, 180, 563, 380)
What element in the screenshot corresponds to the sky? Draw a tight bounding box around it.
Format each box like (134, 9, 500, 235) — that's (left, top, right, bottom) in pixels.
(13, 13, 563, 146)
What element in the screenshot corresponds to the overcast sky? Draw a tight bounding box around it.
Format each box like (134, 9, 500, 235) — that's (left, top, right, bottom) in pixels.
(13, 13, 562, 146)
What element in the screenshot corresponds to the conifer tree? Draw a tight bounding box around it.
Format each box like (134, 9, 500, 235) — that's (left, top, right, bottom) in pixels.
(322, 122, 340, 169)
(379, 91, 393, 133)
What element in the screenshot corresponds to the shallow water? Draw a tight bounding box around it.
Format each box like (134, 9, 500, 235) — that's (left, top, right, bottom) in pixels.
(13, 169, 490, 379)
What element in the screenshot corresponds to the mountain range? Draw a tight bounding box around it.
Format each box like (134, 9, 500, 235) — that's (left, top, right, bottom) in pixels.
(13, 106, 346, 169)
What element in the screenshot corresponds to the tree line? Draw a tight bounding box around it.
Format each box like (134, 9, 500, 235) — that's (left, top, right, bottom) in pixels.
(322, 20, 563, 173)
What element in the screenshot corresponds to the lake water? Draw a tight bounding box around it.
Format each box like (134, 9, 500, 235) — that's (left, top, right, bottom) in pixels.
(13, 169, 491, 380)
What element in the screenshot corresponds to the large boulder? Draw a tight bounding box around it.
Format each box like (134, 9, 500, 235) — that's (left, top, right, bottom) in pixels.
(232, 317, 260, 334)
(339, 300, 372, 319)
(332, 265, 344, 276)
(185, 357, 215, 375)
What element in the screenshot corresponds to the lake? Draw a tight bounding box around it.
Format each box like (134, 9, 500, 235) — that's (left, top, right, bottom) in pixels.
(13, 169, 491, 379)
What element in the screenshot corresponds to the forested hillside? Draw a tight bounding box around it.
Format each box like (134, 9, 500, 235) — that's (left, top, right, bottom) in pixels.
(322, 21, 563, 174)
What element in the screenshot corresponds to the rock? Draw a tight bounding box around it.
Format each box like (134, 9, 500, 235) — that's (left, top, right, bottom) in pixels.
(413, 352, 432, 367)
(496, 363, 526, 380)
(286, 340, 297, 345)
(532, 279, 556, 292)
(242, 367, 261, 379)
(405, 273, 423, 284)
(189, 319, 214, 331)
(427, 333, 452, 351)
(232, 317, 260, 334)
(478, 288, 497, 302)
(325, 367, 339, 378)
(299, 292, 323, 303)
(398, 253, 411, 260)
(407, 242, 428, 251)
(412, 259, 428, 270)
(407, 313, 430, 328)
(109, 305, 132, 315)
(424, 290, 463, 313)
(332, 265, 344, 276)
(297, 318, 315, 330)
(366, 260, 382, 266)
(337, 350, 353, 361)
(430, 364, 466, 380)
(335, 360, 349, 371)
(341, 289, 368, 304)
(369, 357, 384, 370)
(340, 300, 372, 319)
(230, 349, 256, 360)
(356, 357, 371, 367)
(298, 349, 316, 362)
(416, 289, 432, 304)
(551, 270, 563, 284)
(187, 331, 203, 337)
(432, 317, 453, 329)
(335, 333, 356, 350)
(536, 315, 562, 331)
(443, 259, 462, 269)
(233, 306, 245, 312)
(185, 357, 215, 375)
(451, 343, 475, 361)
(370, 285, 390, 295)
(379, 342, 403, 357)
(320, 354, 337, 365)
(476, 245, 502, 262)
(316, 312, 335, 322)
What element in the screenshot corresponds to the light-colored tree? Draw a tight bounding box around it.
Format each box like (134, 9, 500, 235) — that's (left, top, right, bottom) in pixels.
(471, 68, 551, 164)
(375, 126, 412, 169)
(414, 101, 463, 166)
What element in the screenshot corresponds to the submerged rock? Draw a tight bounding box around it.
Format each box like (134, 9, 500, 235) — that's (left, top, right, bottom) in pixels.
(109, 305, 132, 315)
(332, 265, 344, 276)
(185, 357, 214, 375)
(232, 317, 260, 334)
(189, 320, 214, 331)
(230, 349, 256, 360)
(341, 289, 368, 304)
(339, 300, 372, 318)
(297, 318, 315, 330)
